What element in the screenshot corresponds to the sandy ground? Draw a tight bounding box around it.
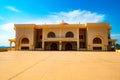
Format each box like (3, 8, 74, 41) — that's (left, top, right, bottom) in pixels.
(0, 51, 120, 80)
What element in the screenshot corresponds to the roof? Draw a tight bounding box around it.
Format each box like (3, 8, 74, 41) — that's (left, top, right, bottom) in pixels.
(14, 22, 111, 29)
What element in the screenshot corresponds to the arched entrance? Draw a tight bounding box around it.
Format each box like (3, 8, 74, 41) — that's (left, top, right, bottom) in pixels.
(51, 43, 58, 50)
(65, 43, 72, 50)
(21, 38, 29, 50)
(93, 37, 102, 50)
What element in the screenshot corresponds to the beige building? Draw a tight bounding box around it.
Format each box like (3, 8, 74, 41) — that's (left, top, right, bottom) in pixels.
(9, 21, 117, 51)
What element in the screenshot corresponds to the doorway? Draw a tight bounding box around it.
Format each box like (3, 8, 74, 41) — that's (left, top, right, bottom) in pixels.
(65, 43, 72, 50)
(51, 43, 58, 50)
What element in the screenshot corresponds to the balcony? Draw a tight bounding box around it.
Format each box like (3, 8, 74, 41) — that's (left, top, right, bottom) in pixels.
(21, 44, 30, 46)
(108, 39, 117, 42)
(44, 37, 77, 42)
(79, 39, 86, 42)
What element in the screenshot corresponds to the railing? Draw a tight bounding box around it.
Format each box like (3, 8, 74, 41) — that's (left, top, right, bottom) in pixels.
(108, 39, 117, 42)
(21, 44, 30, 46)
(44, 37, 77, 41)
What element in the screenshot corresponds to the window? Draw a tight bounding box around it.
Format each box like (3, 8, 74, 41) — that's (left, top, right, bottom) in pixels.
(47, 32, 55, 38)
(21, 38, 29, 44)
(40, 35, 42, 39)
(65, 31, 74, 38)
(93, 38, 102, 44)
(79, 35, 84, 39)
(79, 42, 86, 48)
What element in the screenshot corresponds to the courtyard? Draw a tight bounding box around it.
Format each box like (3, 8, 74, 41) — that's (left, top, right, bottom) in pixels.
(0, 51, 120, 80)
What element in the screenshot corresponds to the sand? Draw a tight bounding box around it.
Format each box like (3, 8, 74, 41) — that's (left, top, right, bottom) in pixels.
(0, 51, 120, 80)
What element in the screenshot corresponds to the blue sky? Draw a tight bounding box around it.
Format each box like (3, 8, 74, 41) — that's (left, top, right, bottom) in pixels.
(0, 0, 120, 46)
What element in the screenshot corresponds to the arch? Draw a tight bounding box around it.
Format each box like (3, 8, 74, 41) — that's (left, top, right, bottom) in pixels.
(21, 38, 29, 44)
(47, 32, 56, 38)
(51, 43, 58, 50)
(65, 43, 72, 50)
(65, 31, 74, 38)
(11, 42, 15, 47)
(93, 37, 102, 44)
(92, 36, 103, 50)
(19, 36, 30, 50)
(9, 39, 16, 50)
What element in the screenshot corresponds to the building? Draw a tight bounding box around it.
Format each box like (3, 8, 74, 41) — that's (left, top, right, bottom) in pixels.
(9, 21, 117, 51)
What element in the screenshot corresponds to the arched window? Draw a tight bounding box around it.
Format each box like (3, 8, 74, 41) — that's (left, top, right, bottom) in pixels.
(21, 38, 29, 44)
(93, 38, 102, 44)
(65, 31, 74, 38)
(47, 32, 55, 38)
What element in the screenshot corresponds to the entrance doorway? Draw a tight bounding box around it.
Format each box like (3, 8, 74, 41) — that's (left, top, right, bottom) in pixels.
(93, 47, 102, 50)
(21, 47, 29, 50)
(65, 43, 72, 50)
(51, 43, 58, 50)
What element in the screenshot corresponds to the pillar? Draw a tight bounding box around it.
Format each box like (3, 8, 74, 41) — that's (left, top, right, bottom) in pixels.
(59, 28, 62, 38)
(77, 41, 79, 50)
(59, 41, 62, 51)
(59, 27, 62, 51)
(10, 42, 12, 50)
(42, 28, 45, 50)
(88, 45, 91, 50)
(77, 28, 79, 50)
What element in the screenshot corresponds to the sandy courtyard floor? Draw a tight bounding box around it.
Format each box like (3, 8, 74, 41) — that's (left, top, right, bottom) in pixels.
(0, 51, 120, 80)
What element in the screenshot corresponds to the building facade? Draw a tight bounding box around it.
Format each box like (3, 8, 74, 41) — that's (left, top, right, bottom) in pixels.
(9, 21, 117, 51)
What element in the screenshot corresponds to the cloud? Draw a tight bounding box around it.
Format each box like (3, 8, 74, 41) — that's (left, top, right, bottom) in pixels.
(0, 35, 13, 46)
(111, 34, 120, 44)
(1, 22, 15, 33)
(0, 23, 15, 46)
(6, 6, 21, 13)
(1, 10, 105, 33)
(54, 10, 104, 23)
(25, 10, 105, 24)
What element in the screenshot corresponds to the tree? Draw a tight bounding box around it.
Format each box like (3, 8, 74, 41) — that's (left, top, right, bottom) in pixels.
(116, 43, 120, 49)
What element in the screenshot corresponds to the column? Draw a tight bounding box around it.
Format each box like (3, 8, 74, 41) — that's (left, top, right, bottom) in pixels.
(77, 28, 79, 50)
(14, 41, 16, 50)
(59, 41, 62, 51)
(59, 28, 62, 51)
(10, 42, 12, 50)
(59, 28, 62, 39)
(42, 28, 45, 50)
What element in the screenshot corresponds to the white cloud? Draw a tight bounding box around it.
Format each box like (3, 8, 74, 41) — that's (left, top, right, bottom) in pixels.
(0, 35, 12, 46)
(111, 34, 120, 44)
(0, 23, 15, 46)
(25, 10, 104, 24)
(54, 10, 104, 23)
(1, 22, 15, 33)
(6, 6, 20, 13)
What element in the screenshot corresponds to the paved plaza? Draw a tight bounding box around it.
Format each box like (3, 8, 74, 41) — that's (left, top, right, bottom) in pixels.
(0, 51, 120, 80)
